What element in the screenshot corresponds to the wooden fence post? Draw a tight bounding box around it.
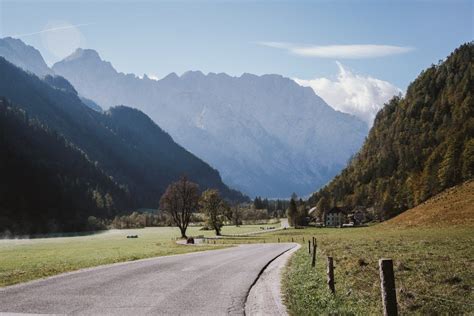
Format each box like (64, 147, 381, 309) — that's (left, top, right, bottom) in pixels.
(379, 259, 398, 316)
(278, 237, 280, 243)
(308, 240, 311, 254)
(311, 242, 317, 267)
(303, 237, 305, 242)
(327, 256, 335, 294)
(292, 237, 294, 242)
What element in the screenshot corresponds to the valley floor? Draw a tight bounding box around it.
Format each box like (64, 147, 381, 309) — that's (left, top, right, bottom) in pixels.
(3, 223, 472, 314)
(0, 243, 295, 315)
(208, 225, 473, 315)
(1, 182, 473, 314)
(279, 226, 473, 315)
(0, 224, 279, 287)
(220, 182, 474, 315)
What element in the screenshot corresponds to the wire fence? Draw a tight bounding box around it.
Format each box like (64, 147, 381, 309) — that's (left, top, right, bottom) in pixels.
(198, 235, 473, 310)
(304, 236, 474, 313)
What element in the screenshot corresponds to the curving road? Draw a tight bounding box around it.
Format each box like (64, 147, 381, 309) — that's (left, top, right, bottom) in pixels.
(0, 243, 295, 315)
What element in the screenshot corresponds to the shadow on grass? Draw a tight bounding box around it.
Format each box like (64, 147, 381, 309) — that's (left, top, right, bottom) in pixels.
(1, 229, 109, 240)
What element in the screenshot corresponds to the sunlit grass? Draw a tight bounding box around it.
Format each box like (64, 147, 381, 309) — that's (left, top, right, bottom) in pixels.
(0, 224, 277, 287)
(217, 226, 474, 315)
(2, 221, 472, 315)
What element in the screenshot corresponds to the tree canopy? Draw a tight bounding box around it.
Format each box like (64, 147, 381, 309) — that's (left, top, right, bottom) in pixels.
(199, 189, 228, 236)
(309, 42, 473, 219)
(159, 177, 200, 238)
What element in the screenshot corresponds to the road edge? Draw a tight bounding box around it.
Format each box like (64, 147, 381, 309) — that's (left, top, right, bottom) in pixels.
(244, 243, 300, 316)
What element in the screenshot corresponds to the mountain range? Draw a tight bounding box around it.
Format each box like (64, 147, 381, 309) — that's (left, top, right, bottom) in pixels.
(49, 48, 368, 197)
(0, 36, 471, 232)
(0, 37, 53, 77)
(0, 37, 368, 198)
(0, 55, 245, 234)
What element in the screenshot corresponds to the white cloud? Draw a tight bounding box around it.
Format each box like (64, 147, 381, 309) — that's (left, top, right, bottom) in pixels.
(294, 62, 402, 126)
(258, 42, 413, 59)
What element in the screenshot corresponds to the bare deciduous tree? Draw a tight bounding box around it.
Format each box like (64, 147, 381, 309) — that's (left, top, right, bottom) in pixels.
(159, 177, 199, 238)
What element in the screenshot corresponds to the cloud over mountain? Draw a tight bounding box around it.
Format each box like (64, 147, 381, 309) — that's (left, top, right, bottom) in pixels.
(294, 62, 402, 126)
(258, 42, 414, 59)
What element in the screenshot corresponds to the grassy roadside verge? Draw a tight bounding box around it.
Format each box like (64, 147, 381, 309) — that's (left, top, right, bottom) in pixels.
(213, 222, 473, 314)
(279, 226, 473, 315)
(0, 224, 277, 287)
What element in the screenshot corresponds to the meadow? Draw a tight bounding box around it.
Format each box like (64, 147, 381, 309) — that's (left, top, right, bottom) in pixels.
(2, 190, 473, 315)
(207, 224, 472, 315)
(275, 181, 474, 315)
(0, 223, 278, 287)
(278, 226, 473, 315)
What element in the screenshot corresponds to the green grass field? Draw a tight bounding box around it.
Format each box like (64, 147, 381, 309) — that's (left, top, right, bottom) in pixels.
(217, 183, 474, 315)
(214, 226, 473, 315)
(0, 223, 278, 287)
(279, 226, 473, 315)
(2, 217, 473, 314)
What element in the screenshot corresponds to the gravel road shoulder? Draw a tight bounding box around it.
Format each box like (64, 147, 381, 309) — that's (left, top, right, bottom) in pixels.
(245, 243, 300, 315)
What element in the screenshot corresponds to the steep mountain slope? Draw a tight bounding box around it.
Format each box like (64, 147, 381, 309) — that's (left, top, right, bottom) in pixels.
(52, 49, 368, 197)
(381, 180, 474, 228)
(0, 98, 132, 235)
(310, 43, 473, 219)
(0, 37, 52, 77)
(0, 57, 245, 211)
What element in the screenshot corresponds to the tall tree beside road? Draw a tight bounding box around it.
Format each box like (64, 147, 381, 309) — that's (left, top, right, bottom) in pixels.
(160, 177, 200, 238)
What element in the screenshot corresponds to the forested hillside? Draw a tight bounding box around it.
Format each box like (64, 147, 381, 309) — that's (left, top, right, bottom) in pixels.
(310, 43, 473, 219)
(0, 58, 246, 234)
(0, 99, 132, 234)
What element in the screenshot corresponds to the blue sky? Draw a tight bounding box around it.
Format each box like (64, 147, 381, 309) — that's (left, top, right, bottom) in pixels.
(0, 0, 472, 116)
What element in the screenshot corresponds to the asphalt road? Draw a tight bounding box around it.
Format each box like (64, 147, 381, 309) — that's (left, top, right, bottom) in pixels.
(0, 243, 295, 315)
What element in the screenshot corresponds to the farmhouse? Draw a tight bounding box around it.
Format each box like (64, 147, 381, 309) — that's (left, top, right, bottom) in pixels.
(324, 207, 345, 227)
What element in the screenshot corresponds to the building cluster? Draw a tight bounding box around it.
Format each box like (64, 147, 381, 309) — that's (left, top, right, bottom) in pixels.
(308, 206, 371, 227)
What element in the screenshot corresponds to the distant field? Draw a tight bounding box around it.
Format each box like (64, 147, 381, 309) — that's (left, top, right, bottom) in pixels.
(0, 224, 278, 287)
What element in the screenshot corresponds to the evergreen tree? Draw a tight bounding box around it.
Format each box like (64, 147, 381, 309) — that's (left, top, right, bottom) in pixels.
(287, 198, 297, 227)
(438, 142, 457, 189)
(461, 139, 474, 180)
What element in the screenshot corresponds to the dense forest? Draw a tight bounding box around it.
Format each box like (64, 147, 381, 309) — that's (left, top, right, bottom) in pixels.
(0, 99, 132, 234)
(309, 43, 473, 219)
(0, 57, 246, 234)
